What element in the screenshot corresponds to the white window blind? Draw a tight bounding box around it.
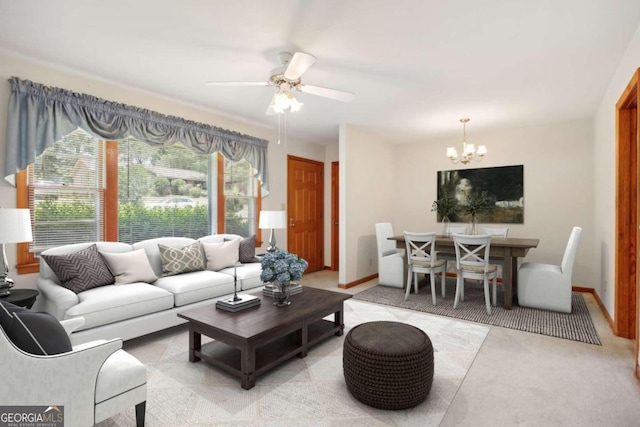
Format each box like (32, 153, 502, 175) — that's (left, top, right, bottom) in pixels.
(224, 157, 258, 237)
(117, 137, 210, 243)
(28, 129, 105, 254)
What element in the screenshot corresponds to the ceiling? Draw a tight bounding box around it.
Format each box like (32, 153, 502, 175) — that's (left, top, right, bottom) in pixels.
(1, 0, 640, 145)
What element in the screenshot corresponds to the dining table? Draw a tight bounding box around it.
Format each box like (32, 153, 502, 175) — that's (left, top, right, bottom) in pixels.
(388, 235, 540, 309)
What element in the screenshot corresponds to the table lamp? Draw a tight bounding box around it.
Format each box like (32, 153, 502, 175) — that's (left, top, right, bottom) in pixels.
(258, 210, 287, 252)
(0, 208, 33, 296)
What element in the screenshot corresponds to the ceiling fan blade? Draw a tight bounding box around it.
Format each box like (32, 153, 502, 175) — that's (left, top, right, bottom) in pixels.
(298, 84, 355, 103)
(205, 81, 268, 86)
(284, 52, 317, 80)
(265, 92, 278, 115)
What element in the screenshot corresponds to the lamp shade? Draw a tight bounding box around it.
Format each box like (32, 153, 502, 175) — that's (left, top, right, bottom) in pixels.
(0, 208, 33, 244)
(259, 211, 287, 229)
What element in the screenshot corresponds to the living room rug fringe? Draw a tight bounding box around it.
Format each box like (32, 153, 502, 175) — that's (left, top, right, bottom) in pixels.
(353, 280, 601, 345)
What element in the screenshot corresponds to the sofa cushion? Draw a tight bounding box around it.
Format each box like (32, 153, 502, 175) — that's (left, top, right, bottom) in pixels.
(238, 235, 260, 263)
(41, 244, 115, 293)
(153, 270, 234, 306)
(100, 249, 158, 284)
(159, 242, 205, 276)
(219, 262, 263, 291)
(64, 283, 174, 330)
(132, 237, 197, 277)
(202, 239, 240, 271)
(0, 302, 72, 355)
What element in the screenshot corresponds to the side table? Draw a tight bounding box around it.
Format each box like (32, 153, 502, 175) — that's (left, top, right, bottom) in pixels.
(0, 289, 39, 309)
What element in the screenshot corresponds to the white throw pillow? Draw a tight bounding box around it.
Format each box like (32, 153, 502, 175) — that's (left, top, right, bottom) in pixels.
(202, 239, 240, 271)
(100, 249, 158, 284)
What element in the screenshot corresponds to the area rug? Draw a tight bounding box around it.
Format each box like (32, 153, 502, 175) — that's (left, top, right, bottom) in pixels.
(353, 279, 601, 345)
(97, 299, 489, 426)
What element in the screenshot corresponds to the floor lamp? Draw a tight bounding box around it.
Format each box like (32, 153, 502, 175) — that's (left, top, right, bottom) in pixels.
(259, 211, 287, 252)
(0, 208, 33, 296)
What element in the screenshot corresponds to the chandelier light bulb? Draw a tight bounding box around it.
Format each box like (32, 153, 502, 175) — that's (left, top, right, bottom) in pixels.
(446, 118, 487, 165)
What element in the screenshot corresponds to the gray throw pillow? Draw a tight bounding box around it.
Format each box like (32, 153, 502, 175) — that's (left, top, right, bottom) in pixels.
(159, 242, 205, 276)
(41, 244, 114, 293)
(238, 235, 258, 263)
(0, 302, 72, 355)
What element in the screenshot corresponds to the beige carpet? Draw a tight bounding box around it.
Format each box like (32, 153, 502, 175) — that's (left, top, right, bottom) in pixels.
(97, 299, 488, 426)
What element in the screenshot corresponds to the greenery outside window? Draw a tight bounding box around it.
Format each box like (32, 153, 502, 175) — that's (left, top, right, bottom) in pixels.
(17, 131, 261, 274)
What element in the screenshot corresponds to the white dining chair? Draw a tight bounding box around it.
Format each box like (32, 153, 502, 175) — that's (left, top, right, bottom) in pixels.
(452, 233, 499, 314)
(447, 226, 468, 235)
(481, 227, 509, 238)
(481, 227, 509, 278)
(375, 222, 405, 288)
(518, 227, 582, 313)
(403, 232, 447, 305)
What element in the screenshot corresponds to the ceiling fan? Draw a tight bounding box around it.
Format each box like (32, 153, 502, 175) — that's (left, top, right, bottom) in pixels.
(206, 52, 355, 115)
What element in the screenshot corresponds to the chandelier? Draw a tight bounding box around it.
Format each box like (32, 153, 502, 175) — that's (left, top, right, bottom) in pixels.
(446, 118, 487, 165)
(271, 83, 303, 114)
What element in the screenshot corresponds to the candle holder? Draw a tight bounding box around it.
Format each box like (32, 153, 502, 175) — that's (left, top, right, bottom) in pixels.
(232, 262, 241, 302)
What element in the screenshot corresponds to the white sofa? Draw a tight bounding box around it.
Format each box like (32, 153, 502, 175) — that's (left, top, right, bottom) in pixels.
(34, 234, 262, 345)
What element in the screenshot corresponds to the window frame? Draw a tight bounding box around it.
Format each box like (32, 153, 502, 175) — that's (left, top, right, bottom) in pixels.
(17, 140, 262, 274)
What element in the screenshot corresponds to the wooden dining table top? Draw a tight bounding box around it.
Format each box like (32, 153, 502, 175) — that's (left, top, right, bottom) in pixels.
(389, 234, 539, 247)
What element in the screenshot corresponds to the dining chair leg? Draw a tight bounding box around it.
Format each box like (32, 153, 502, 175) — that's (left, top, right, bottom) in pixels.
(441, 272, 446, 298)
(454, 274, 462, 309)
(404, 266, 412, 301)
(413, 272, 419, 295)
(430, 272, 437, 305)
(483, 276, 491, 315)
(492, 275, 497, 306)
(460, 277, 465, 301)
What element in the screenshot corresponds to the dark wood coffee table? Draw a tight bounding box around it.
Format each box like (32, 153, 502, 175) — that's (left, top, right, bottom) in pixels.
(177, 286, 352, 389)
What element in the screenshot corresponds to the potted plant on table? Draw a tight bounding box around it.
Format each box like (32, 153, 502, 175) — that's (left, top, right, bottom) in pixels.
(431, 190, 459, 235)
(260, 249, 309, 307)
(460, 191, 494, 234)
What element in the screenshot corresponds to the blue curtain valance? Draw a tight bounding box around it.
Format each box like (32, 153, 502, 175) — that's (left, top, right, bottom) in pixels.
(4, 77, 269, 192)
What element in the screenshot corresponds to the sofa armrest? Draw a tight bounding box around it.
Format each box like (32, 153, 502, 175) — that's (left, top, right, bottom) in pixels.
(60, 317, 86, 335)
(36, 277, 79, 320)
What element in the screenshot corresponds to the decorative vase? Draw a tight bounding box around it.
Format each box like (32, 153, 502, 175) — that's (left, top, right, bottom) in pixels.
(442, 215, 451, 236)
(469, 216, 478, 235)
(272, 280, 292, 307)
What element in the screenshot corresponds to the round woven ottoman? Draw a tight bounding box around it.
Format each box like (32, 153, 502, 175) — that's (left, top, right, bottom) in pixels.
(343, 321, 434, 410)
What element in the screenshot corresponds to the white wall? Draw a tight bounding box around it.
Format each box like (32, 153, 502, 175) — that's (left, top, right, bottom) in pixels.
(393, 119, 595, 288)
(594, 23, 640, 317)
(339, 124, 396, 285)
(0, 51, 327, 289)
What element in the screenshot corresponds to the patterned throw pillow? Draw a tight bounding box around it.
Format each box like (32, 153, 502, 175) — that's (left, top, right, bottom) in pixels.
(41, 244, 115, 293)
(238, 235, 258, 263)
(158, 242, 205, 276)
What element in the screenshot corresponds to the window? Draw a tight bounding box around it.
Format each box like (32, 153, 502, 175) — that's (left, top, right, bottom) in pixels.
(17, 132, 261, 273)
(117, 137, 210, 244)
(223, 157, 260, 236)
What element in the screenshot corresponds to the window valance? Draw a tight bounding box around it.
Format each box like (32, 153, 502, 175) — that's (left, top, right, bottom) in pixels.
(4, 77, 270, 192)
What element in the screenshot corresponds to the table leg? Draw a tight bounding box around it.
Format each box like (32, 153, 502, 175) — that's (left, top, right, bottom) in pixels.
(335, 304, 345, 336)
(188, 327, 201, 363)
(512, 257, 519, 305)
(240, 343, 256, 390)
(299, 326, 308, 358)
(503, 248, 513, 310)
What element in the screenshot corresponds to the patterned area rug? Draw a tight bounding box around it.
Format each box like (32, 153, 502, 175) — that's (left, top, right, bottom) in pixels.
(97, 299, 489, 426)
(353, 279, 601, 345)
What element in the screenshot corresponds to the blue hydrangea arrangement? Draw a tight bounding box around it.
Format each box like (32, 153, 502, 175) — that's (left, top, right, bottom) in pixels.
(260, 249, 309, 283)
